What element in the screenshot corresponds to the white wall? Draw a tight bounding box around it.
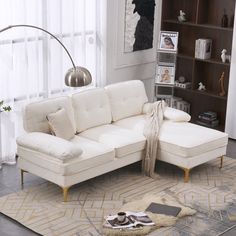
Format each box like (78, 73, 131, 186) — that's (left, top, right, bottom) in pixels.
(225, 4, 236, 139)
(103, 0, 162, 101)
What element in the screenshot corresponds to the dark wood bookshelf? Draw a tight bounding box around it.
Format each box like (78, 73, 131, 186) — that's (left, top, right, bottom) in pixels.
(161, 0, 235, 130)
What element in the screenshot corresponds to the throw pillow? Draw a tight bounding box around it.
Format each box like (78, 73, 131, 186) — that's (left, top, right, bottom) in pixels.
(164, 107, 191, 122)
(46, 108, 75, 140)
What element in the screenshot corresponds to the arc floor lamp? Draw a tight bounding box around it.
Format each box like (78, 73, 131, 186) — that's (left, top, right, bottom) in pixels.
(0, 24, 92, 169)
(0, 24, 92, 87)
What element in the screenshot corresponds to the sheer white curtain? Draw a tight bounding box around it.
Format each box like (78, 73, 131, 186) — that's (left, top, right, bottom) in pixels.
(0, 0, 99, 168)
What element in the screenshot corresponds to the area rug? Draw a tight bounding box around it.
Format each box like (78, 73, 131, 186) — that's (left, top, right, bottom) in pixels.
(1, 157, 236, 236)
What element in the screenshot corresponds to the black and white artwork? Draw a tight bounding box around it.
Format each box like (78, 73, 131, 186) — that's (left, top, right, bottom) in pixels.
(124, 0, 156, 52)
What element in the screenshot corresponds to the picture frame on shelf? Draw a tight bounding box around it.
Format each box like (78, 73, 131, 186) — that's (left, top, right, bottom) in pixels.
(159, 31, 178, 52)
(155, 84, 174, 98)
(157, 51, 177, 65)
(156, 65, 175, 85)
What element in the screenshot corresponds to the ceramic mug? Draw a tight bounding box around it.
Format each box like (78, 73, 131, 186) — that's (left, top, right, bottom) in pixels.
(117, 212, 126, 222)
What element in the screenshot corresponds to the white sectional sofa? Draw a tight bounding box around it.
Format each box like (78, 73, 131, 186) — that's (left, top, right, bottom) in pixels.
(17, 80, 228, 201)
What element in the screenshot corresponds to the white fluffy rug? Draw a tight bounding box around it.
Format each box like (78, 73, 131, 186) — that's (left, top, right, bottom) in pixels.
(102, 194, 196, 235)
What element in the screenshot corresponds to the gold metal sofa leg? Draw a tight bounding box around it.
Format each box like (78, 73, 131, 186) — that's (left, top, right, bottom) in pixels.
(183, 168, 190, 183)
(219, 156, 224, 169)
(62, 186, 71, 202)
(20, 169, 28, 188)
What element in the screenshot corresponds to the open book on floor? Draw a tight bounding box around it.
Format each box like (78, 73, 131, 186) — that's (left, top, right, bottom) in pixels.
(145, 202, 181, 217)
(104, 211, 155, 229)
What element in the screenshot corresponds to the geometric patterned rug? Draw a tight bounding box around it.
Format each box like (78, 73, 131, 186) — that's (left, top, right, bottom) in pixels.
(1, 157, 236, 236)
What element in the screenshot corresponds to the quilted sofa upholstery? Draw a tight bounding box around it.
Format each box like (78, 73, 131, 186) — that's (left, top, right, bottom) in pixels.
(16, 80, 228, 201)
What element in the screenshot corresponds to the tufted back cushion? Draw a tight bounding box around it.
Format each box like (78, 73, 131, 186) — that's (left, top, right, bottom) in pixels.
(23, 96, 76, 134)
(105, 80, 148, 121)
(72, 88, 112, 133)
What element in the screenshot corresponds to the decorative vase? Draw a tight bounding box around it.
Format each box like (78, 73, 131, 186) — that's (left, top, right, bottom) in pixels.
(221, 11, 229, 27)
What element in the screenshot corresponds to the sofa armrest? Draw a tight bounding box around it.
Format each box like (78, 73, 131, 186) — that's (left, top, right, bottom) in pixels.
(17, 132, 83, 162)
(142, 102, 191, 122)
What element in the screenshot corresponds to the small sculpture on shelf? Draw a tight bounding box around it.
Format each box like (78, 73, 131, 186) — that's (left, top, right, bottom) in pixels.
(198, 82, 206, 91)
(219, 72, 226, 97)
(221, 49, 231, 63)
(178, 10, 186, 22)
(178, 76, 186, 83)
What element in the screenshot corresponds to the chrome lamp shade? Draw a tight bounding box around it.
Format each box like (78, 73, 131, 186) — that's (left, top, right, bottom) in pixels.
(0, 25, 92, 87)
(65, 66, 92, 87)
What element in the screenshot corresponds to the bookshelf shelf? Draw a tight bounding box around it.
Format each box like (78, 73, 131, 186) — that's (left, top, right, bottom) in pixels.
(194, 58, 231, 66)
(177, 54, 194, 60)
(177, 53, 231, 66)
(174, 87, 228, 100)
(163, 19, 234, 32)
(192, 89, 228, 100)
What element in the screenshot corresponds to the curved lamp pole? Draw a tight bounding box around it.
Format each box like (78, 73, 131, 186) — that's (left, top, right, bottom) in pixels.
(0, 24, 92, 87)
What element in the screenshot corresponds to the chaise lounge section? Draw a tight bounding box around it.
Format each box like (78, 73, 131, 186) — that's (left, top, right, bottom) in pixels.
(17, 80, 228, 201)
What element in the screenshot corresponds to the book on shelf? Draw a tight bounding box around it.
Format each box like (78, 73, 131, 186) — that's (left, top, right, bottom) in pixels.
(145, 202, 181, 217)
(196, 119, 219, 128)
(197, 111, 219, 127)
(104, 211, 155, 229)
(195, 38, 212, 60)
(202, 111, 217, 117)
(198, 111, 217, 120)
(171, 96, 182, 109)
(198, 117, 218, 124)
(198, 115, 217, 121)
(176, 100, 190, 114)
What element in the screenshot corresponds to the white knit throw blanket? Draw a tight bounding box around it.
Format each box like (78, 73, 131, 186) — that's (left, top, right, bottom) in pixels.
(142, 100, 167, 178)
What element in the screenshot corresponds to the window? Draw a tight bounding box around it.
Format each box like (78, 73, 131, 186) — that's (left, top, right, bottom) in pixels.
(0, 0, 99, 165)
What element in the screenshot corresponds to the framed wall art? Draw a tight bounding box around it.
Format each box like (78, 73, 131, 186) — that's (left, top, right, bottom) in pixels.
(114, 0, 160, 69)
(124, 0, 156, 52)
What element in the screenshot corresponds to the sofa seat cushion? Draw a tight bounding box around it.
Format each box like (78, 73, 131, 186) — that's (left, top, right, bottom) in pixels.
(79, 124, 146, 158)
(159, 121, 228, 158)
(18, 136, 115, 176)
(113, 115, 146, 134)
(114, 116, 228, 158)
